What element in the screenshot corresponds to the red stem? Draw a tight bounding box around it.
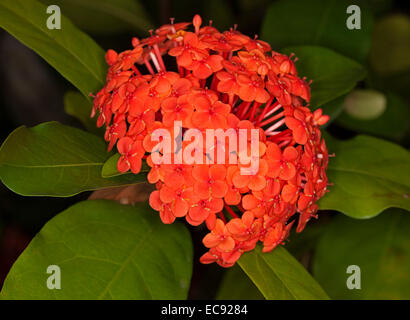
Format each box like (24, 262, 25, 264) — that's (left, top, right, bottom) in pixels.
(224, 205, 238, 218)
(259, 111, 284, 127)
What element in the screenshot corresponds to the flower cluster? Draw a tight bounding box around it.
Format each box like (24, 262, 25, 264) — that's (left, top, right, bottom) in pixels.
(92, 15, 330, 267)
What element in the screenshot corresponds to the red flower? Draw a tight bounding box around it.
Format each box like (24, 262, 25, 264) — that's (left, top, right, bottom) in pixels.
(161, 94, 194, 127)
(242, 191, 273, 217)
(203, 219, 235, 252)
(237, 73, 270, 103)
(159, 185, 196, 218)
(162, 163, 194, 189)
(191, 97, 231, 129)
(149, 190, 175, 224)
(226, 211, 261, 241)
(92, 14, 330, 268)
(168, 32, 208, 67)
(116, 137, 144, 173)
(232, 159, 268, 191)
(285, 109, 309, 145)
(192, 164, 228, 199)
(187, 55, 223, 79)
(265, 143, 298, 180)
(187, 197, 224, 226)
(104, 116, 127, 151)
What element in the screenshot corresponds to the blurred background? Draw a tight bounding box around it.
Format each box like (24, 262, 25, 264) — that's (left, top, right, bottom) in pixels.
(0, 0, 409, 299)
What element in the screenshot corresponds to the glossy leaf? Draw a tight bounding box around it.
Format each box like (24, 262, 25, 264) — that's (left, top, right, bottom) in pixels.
(238, 246, 329, 300)
(0, 0, 106, 97)
(281, 46, 366, 107)
(64, 91, 103, 136)
(318, 95, 345, 126)
(102, 153, 124, 178)
(0, 122, 146, 197)
(313, 209, 410, 299)
(319, 134, 410, 218)
(216, 265, 264, 300)
(285, 220, 328, 260)
(262, 0, 374, 62)
(39, 0, 153, 35)
(0, 200, 193, 299)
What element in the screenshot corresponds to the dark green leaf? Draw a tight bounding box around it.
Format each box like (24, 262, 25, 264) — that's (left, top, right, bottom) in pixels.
(370, 69, 410, 101)
(313, 209, 410, 299)
(319, 134, 410, 218)
(0, 122, 146, 197)
(238, 246, 329, 300)
(0, 0, 106, 97)
(285, 220, 328, 260)
(281, 46, 366, 107)
(369, 14, 410, 75)
(262, 0, 374, 62)
(216, 265, 265, 300)
(319, 95, 345, 125)
(38, 0, 153, 35)
(336, 92, 410, 142)
(64, 91, 103, 136)
(343, 89, 386, 120)
(0, 200, 193, 299)
(203, 0, 235, 31)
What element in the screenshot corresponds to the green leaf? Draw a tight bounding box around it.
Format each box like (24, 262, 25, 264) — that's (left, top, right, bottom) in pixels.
(262, 0, 374, 62)
(318, 95, 345, 125)
(281, 46, 366, 107)
(0, 200, 193, 299)
(216, 265, 265, 300)
(313, 209, 410, 299)
(102, 153, 123, 178)
(237, 246, 329, 300)
(369, 14, 410, 75)
(203, 0, 235, 31)
(343, 89, 386, 120)
(64, 91, 103, 135)
(319, 134, 410, 218)
(38, 0, 153, 35)
(0, 122, 146, 197)
(0, 0, 106, 98)
(336, 92, 410, 142)
(285, 220, 328, 260)
(102, 153, 149, 178)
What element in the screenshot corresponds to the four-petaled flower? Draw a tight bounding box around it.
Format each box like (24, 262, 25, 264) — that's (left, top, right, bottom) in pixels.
(92, 14, 330, 268)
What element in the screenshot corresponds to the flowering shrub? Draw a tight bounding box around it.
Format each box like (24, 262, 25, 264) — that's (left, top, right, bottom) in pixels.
(0, 0, 408, 300)
(92, 15, 330, 267)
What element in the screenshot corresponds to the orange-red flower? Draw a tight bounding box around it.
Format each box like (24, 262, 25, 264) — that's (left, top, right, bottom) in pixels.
(161, 94, 194, 127)
(187, 197, 224, 226)
(192, 164, 228, 199)
(92, 14, 330, 268)
(227, 211, 261, 242)
(203, 219, 235, 252)
(192, 97, 231, 129)
(265, 143, 298, 180)
(159, 185, 196, 218)
(116, 137, 144, 173)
